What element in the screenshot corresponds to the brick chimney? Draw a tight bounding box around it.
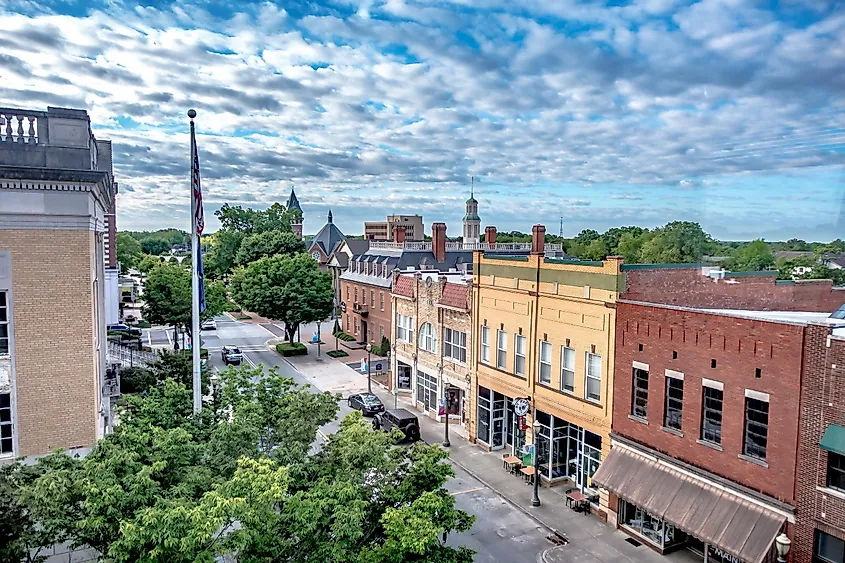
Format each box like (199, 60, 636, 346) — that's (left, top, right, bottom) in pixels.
(531, 224, 546, 255)
(485, 226, 497, 248)
(393, 224, 407, 244)
(432, 222, 447, 262)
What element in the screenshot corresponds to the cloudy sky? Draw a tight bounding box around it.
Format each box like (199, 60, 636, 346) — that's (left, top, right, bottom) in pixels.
(2, 0, 845, 241)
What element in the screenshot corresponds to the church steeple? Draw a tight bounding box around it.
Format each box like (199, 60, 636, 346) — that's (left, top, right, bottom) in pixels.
(287, 186, 303, 240)
(328, 209, 333, 224)
(462, 177, 481, 244)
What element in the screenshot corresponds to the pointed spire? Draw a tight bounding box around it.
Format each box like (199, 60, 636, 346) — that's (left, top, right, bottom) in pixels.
(328, 209, 333, 223)
(286, 185, 302, 213)
(471, 176, 474, 199)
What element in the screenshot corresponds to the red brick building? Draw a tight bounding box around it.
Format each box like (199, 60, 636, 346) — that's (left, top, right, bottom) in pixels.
(794, 322, 845, 563)
(594, 300, 845, 563)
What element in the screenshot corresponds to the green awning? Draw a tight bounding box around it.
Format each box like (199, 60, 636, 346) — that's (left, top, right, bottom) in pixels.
(820, 425, 845, 456)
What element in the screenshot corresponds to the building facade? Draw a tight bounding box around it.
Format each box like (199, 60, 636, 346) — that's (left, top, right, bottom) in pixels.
(469, 227, 623, 515)
(104, 180, 120, 324)
(794, 321, 845, 563)
(392, 271, 472, 432)
(307, 210, 346, 270)
(338, 254, 394, 346)
(0, 106, 116, 458)
(596, 300, 810, 563)
(326, 239, 370, 307)
(365, 214, 424, 241)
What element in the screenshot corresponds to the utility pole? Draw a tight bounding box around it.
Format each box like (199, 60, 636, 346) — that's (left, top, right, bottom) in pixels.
(559, 217, 563, 238)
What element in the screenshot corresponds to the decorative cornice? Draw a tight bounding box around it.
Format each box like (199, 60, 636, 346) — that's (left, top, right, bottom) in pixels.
(0, 213, 103, 232)
(0, 166, 114, 210)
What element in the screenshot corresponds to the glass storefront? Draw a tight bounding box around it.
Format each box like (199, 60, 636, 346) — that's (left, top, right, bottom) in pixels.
(416, 370, 437, 412)
(396, 361, 412, 390)
(534, 409, 603, 495)
(477, 385, 514, 450)
(620, 499, 687, 549)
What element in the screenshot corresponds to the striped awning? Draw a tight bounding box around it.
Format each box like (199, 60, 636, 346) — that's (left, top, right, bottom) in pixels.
(593, 446, 785, 563)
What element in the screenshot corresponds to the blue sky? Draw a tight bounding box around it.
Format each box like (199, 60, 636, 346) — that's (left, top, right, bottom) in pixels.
(2, 0, 844, 241)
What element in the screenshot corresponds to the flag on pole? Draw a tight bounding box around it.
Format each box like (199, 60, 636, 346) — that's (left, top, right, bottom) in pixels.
(190, 123, 206, 313)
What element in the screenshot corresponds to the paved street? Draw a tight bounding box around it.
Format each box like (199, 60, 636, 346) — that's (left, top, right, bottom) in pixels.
(197, 315, 557, 562)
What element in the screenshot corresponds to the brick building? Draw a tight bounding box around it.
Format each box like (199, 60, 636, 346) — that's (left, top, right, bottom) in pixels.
(392, 271, 472, 432)
(794, 318, 845, 563)
(307, 210, 346, 270)
(0, 106, 116, 458)
(595, 301, 845, 563)
(469, 225, 623, 515)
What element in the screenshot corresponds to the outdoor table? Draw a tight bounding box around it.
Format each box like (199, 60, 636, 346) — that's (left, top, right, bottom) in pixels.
(566, 490, 589, 514)
(520, 466, 536, 484)
(503, 455, 522, 473)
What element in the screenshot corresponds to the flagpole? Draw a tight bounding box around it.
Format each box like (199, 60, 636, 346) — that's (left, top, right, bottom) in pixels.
(189, 109, 202, 414)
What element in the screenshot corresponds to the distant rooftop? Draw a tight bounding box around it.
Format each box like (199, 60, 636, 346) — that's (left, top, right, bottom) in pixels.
(699, 308, 845, 336)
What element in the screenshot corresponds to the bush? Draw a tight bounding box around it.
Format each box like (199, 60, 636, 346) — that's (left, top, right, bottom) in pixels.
(136, 320, 151, 328)
(326, 349, 349, 358)
(119, 366, 155, 395)
(370, 336, 390, 356)
(335, 331, 356, 342)
(276, 342, 308, 357)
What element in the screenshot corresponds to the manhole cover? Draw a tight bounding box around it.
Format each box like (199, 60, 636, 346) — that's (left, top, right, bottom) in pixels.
(546, 531, 568, 546)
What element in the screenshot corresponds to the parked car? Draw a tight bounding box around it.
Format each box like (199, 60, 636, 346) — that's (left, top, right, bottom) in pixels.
(372, 408, 421, 442)
(107, 323, 142, 336)
(347, 392, 385, 416)
(201, 319, 217, 330)
(221, 346, 243, 365)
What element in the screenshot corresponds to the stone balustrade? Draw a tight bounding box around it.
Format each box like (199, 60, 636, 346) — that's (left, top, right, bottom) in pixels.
(0, 109, 44, 144)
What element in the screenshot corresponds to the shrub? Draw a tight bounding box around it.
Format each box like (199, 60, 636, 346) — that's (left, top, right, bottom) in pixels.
(334, 332, 356, 342)
(370, 336, 390, 356)
(136, 320, 151, 328)
(276, 342, 308, 357)
(326, 349, 349, 358)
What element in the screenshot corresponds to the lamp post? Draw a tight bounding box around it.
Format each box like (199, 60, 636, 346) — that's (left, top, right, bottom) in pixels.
(532, 419, 542, 507)
(775, 533, 791, 563)
(366, 343, 372, 393)
(442, 386, 451, 448)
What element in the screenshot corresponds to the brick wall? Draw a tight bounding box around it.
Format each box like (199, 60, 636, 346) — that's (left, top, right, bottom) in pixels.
(339, 278, 392, 345)
(794, 329, 845, 563)
(613, 301, 805, 505)
(0, 229, 99, 456)
(623, 268, 845, 312)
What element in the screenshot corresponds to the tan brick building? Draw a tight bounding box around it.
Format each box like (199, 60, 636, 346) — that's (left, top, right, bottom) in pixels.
(392, 271, 472, 434)
(0, 107, 116, 458)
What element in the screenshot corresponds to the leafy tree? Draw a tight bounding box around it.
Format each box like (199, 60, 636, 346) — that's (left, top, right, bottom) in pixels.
(582, 238, 609, 260)
(603, 226, 645, 254)
(142, 263, 227, 336)
(230, 253, 334, 342)
(574, 229, 601, 245)
(116, 232, 143, 273)
(137, 254, 163, 274)
(724, 240, 774, 272)
(204, 230, 245, 278)
(638, 221, 713, 264)
(216, 202, 295, 235)
(616, 231, 650, 263)
(800, 265, 845, 286)
(235, 230, 306, 266)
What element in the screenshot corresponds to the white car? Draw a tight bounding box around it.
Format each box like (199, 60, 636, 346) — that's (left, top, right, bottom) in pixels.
(201, 319, 217, 331)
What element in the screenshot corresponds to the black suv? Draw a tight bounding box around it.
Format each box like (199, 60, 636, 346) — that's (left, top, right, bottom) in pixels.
(373, 408, 421, 442)
(348, 393, 385, 416)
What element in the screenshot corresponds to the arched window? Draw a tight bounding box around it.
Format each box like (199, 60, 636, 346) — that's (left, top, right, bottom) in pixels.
(418, 322, 437, 352)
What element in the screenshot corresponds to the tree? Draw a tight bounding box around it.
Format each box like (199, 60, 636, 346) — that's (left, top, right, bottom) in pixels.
(142, 263, 227, 335)
(616, 231, 649, 263)
(574, 229, 601, 246)
(581, 238, 609, 260)
(216, 202, 295, 235)
(137, 254, 163, 274)
(204, 230, 245, 278)
(230, 253, 334, 342)
(235, 230, 306, 266)
(724, 240, 774, 272)
(603, 226, 645, 255)
(639, 221, 713, 264)
(116, 232, 143, 273)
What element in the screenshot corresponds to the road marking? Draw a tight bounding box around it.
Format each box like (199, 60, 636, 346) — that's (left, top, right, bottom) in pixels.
(257, 324, 280, 337)
(146, 330, 152, 347)
(242, 352, 257, 368)
(450, 487, 486, 496)
(165, 329, 172, 346)
(317, 428, 329, 441)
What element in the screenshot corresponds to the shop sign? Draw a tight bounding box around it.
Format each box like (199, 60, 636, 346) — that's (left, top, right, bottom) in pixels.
(707, 545, 742, 563)
(512, 398, 530, 416)
(398, 371, 411, 389)
(341, 302, 347, 313)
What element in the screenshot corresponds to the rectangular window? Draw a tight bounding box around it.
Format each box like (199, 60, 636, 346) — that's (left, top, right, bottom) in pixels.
(354, 287, 358, 302)
(346, 285, 349, 300)
(514, 334, 526, 376)
(743, 396, 769, 460)
(354, 317, 358, 334)
(444, 328, 467, 363)
(585, 353, 602, 403)
(0, 292, 7, 355)
(380, 292, 384, 311)
(0, 393, 12, 454)
(346, 314, 350, 332)
(816, 530, 845, 563)
(380, 326, 384, 341)
(416, 371, 438, 412)
(397, 314, 415, 343)
(561, 346, 575, 392)
(481, 326, 490, 364)
(701, 386, 723, 445)
(370, 290, 375, 307)
(632, 367, 649, 418)
(496, 330, 507, 370)
(539, 341, 552, 384)
(828, 453, 845, 492)
(664, 377, 684, 430)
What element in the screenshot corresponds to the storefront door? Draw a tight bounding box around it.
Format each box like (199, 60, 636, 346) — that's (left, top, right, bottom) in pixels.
(491, 396, 506, 450)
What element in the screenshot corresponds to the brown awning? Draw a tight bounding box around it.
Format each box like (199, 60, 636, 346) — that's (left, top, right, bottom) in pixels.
(593, 446, 785, 563)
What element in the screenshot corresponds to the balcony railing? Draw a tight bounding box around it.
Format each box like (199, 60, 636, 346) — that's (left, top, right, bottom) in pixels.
(352, 302, 369, 316)
(0, 108, 44, 144)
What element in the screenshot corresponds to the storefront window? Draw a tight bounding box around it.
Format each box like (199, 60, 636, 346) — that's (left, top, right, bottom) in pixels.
(620, 500, 687, 549)
(533, 410, 602, 487)
(477, 386, 491, 444)
(551, 417, 569, 480)
(396, 362, 412, 390)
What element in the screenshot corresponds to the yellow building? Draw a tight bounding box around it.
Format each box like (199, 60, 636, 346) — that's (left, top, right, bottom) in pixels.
(469, 233, 624, 516)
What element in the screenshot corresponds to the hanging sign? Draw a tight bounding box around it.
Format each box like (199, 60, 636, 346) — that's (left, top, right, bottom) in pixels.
(513, 398, 530, 417)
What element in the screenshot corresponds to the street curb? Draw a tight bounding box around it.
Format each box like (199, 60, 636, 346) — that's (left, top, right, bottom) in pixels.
(540, 545, 565, 563)
(444, 452, 567, 541)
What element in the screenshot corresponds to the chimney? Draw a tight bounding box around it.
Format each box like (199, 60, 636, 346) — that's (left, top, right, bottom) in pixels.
(485, 226, 497, 248)
(432, 222, 447, 262)
(393, 224, 406, 244)
(531, 224, 546, 255)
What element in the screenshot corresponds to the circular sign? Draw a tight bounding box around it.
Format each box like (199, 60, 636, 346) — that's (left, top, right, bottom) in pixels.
(513, 398, 530, 416)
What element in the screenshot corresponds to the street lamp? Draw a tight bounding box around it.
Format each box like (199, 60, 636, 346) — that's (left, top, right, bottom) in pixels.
(775, 533, 791, 563)
(442, 385, 451, 448)
(366, 343, 372, 393)
(532, 419, 542, 507)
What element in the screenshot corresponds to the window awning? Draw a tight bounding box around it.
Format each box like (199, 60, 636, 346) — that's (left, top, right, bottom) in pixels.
(592, 447, 785, 563)
(820, 425, 845, 456)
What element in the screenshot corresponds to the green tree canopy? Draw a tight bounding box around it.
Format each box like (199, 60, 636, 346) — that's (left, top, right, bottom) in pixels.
(137, 254, 163, 274)
(235, 230, 306, 266)
(230, 253, 334, 341)
(116, 232, 143, 273)
(216, 202, 295, 235)
(204, 230, 245, 279)
(638, 221, 714, 264)
(724, 240, 774, 272)
(142, 263, 227, 333)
